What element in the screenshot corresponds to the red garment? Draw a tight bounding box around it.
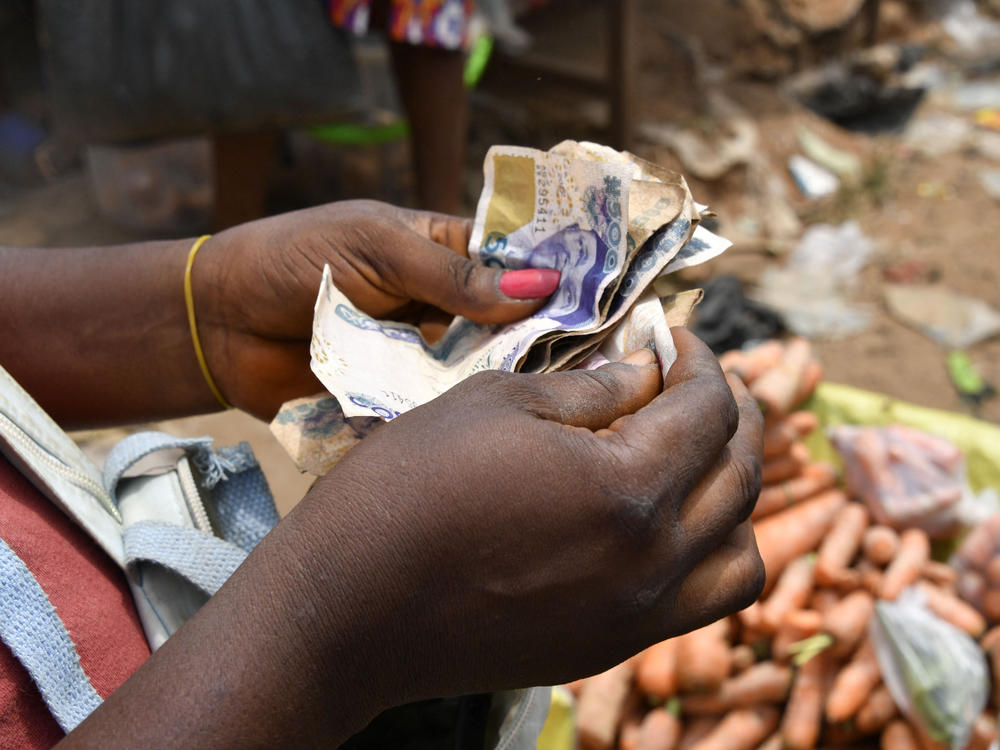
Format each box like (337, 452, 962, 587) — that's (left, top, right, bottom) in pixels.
(0, 456, 150, 749)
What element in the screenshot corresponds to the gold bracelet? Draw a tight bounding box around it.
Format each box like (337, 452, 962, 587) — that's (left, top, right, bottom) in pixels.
(183, 235, 232, 410)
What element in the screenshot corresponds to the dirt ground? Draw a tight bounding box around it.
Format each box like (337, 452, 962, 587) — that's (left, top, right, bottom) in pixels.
(1, 0, 998, 513)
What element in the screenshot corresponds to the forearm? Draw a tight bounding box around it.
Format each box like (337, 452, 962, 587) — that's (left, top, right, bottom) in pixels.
(56, 482, 403, 749)
(0, 240, 221, 427)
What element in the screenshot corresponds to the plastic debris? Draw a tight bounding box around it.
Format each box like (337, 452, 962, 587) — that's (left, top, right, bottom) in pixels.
(939, 0, 1000, 59)
(979, 169, 1000, 202)
(752, 222, 874, 338)
(796, 126, 863, 180)
(952, 82, 1000, 112)
(688, 275, 785, 354)
(946, 351, 996, 405)
(883, 284, 1000, 350)
(904, 114, 973, 157)
(788, 154, 839, 198)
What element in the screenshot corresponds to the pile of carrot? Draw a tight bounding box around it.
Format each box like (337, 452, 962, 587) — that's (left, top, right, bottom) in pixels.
(567, 339, 1000, 750)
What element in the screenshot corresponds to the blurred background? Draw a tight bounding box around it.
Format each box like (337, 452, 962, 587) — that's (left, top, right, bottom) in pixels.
(1, 0, 998, 511)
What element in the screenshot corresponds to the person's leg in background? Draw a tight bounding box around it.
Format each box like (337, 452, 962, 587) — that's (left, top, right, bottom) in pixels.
(388, 40, 467, 215)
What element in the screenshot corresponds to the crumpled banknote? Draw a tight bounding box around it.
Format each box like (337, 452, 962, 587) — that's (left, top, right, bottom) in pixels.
(273, 141, 731, 474)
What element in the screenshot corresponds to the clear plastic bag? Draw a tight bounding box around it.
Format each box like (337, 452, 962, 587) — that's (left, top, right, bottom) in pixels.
(829, 424, 967, 537)
(871, 587, 989, 750)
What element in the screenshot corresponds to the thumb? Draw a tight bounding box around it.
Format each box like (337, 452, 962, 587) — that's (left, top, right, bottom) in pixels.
(513, 349, 662, 430)
(388, 233, 561, 324)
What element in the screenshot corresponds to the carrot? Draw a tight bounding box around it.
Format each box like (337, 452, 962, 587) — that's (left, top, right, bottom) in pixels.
(987, 556, 1000, 588)
(682, 662, 793, 714)
(620, 716, 642, 750)
(787, 411, 820, 437)
(761, 453, 806, 486)
(688, 706, 780, 750)
(577, 660, 636, 750)
(822, 590, 874, 658)
(881, 720, 919, 750)
(854, 559, 884, 596)
(953, 515, 1000, 570)
(921, 560, 957, 588)
(636, 707, 682, 750)
(678, 717, 719, 750)
(790, 360, 823, 410)
(755, 733, 782, 750)
(676, 619, 732, 694)
(982, 587, 1000, 622)
(565, 678, 587, 697)
(755, 489, 848, 594)
(752, 463, 838, 520)
(751, 338, 813, 418)
(637, 639, 679, 700)
(731, 644, 756, 673)
(855, 684, 897, 734)
(771, 619, 815, 664)
(863, 526, 901, 566)
(990, 645, 1000, 711)
(738, 601, 764, 632)
(981, 625, 1000, 652)
(816, 503, 869, 587)
(762, 556, 817, 632)
(965, 713, 998, 750)
(781, 651, 829, 750)
(721, 341, 785, 385)
(880, 528, 931, 600)
(809, 588, 840, 613)
(783, 609, 823, 634)
(763, 420, 800, 460)
(917, 581, 986, 637)
(825, 640, 881, 722)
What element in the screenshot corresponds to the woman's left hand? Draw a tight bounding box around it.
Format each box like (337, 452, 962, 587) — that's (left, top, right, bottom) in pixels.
(194, 200, 559, 419)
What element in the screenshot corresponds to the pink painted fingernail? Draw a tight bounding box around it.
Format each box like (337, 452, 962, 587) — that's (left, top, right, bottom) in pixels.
(499, 269, 561, 299)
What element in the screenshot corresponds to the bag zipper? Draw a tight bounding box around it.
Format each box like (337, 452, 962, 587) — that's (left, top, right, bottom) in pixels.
(175, 456, 214, 535)
(0, 410, 121, 522)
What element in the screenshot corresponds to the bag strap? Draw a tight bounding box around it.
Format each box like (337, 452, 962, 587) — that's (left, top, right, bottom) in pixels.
(123, 522, 248, 595)
(0, 539, 102, 732)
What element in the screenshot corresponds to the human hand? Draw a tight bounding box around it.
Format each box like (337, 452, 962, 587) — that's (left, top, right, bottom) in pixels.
(286, 328, 764, 705)
(194, 200, 560, 418)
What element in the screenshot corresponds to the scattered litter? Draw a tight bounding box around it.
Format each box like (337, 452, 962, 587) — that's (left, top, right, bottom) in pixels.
(938, 0, 1000, 59)
(689, 275, 785, 354)
(882, 259, 935, 284)
(952, 82, 1000, 112)
(796, 125, 862, 180)
(974, 131, 1000, 161)
(788, 154, 839, 198)
(976, 108, 1000, 131)
(946, 351, 996, 406)
(883, 284, 1000, 349)
(904, 114, 973, 157)
(917, 181, 956, 200)
(978, 169, 1000, 202)
(752, 222, 874, 338)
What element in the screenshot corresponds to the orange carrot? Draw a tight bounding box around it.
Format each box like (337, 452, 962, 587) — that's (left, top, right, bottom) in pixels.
(965, 713, 998, 750)
(752, 463, 838, 520)
(762, 556, 816, 632)
(809, 588, 840, 613)
(565, 678, 587, 697)
(688, 706, 780, 750)
(863, 526, 900, 566)
(781, 651, 829, 750)
(678, 718, 718, 750)
(916, 581, 986, 636)
(982, 587, 1000, 622)
(880, 528, 931, 600)
(731, 644, 756, 673)
(763, 419, 800, 460)
(881, 720, 919, 750)
(755, 489, 848, 594)
(791, 360, 823, 409)
(825, 640, 881, 722)
(953, 515, 1000, 570)
(822, 590, 874, 658)
(738, 601, 764, 632)
(981, 625, 1000, 652)
(855, 559, 884, 596)
(682, 662, 793, 714)
(987, 556, 1000, 588)
(637, 639, 679, 700)
(620, 716, 642, 750)
(761, 451, 807, 486)
(771, 619, 814, 664)
(676, 620, 732, 694)
(577, 660, 636, 750)
(783, 609, 823, 634)
(755, 733, 781, 750)
(855, 684, 897, 734)
(751, 338, 813, 418)
(721, 341, 785, 385)
(816, 503, 869, 587)
(787, 411, 820, 437)
(636, 707, 682, 750)
(921, 560, 957, 588)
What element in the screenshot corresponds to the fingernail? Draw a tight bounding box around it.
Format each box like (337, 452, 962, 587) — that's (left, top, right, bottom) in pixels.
(621, 348, 657, 366)
(499, 269, 561, 299)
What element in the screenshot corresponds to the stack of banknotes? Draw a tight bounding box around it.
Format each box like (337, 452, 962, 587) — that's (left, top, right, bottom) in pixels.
(271, 141, 731, 474)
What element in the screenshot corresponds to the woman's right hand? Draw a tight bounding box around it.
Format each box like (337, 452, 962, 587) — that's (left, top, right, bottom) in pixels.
(290, 327, 765, 707)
